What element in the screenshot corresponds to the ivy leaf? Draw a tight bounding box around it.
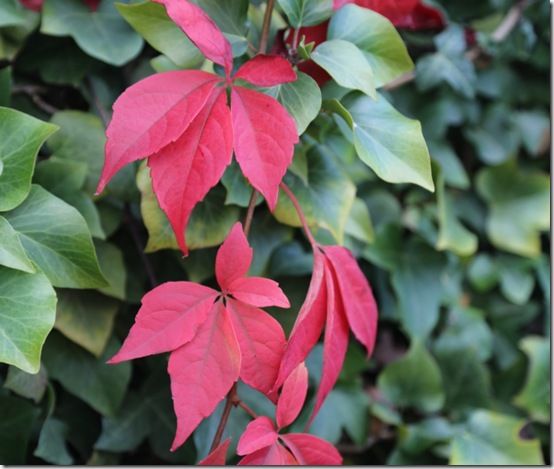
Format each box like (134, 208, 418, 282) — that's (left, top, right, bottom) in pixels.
(0, 395, 39, 464)
(0, 107, 58, 212)
(34, 418, 74, 465)
(0, 266, 56, 373)
(477, 164, 549, 258)
(41, 0, 143, 66)
(341, 93, 434, 192)
(4, 365, 48, 403)
(0, 215, 34, 272)
(278, 0, 332, 27)
(450, 410, 544, 465)
(4, 185, 107, 289)
(514, 336, 550, 423)
(416, 53, 476, 98)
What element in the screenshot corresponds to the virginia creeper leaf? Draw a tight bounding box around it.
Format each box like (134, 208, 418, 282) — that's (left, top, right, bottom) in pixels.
(280, 433, 343, 465)
(216, 222, 253, 291)
(234, 54, 296, 87)
(276, 362, 308, 429)
(228, 277, 290, 308)
(199, 438, 231, 465)
(237, 416, 278, 455)
(239, 442, 297, 465)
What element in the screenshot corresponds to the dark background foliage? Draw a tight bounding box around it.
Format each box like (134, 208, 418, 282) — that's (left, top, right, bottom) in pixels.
(0, 0, 550, 465)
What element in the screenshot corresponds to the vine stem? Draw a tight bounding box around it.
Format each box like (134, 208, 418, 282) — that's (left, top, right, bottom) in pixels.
(208, 0, 277, 453)
(279, 182, 317, 247)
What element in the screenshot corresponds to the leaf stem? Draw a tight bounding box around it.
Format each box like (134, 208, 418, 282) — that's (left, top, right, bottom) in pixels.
(243, 190, 258, 237)
(209, 383, 237, 452)
(279, 182, 317, 247)
(259, 0, 276, 54)
(236, 400, 258, 419)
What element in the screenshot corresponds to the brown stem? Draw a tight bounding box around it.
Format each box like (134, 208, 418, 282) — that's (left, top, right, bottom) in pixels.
(383, 0, 530, 91)
(259, 0, 276, 54)
(291, 26, 301, 51)
(12, 84, 59, 114)
(279, 182, 317, 247)
(243, 190, 258, 237)
(236, 400, 258, 419)
(87, 77, 110, 127)
(209, 384, 237, 452)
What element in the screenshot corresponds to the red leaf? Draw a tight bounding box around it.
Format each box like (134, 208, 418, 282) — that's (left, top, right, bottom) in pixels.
(153, 0, 233, 73)
(198, 438, 231, 466)
(107, 282, 217, 363)
(324, 246, 378, 357)
(276, 362, 308, 429)
(216, 222, 253, 291)
(231, 86, 298, 210)
(273, 250, 326, 391)
(239, 442, 298, 465)
(237, 416, 278, 455)
(234, 55, 297, 87)
(83, 0, 100, 11)
(19, 0, 43, 11)
(227, 299, 286, 397)
(97, 71, 219, 194)
(168, 302, 240, 451)
(311, 262, 349, 420)
(228, 277, 290, 308)
(148, 88, 233, 255)
(280, 433, 343, 465)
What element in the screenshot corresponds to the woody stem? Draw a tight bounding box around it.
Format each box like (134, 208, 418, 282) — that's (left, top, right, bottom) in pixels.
(279, 182, 317, 247)
(209, 383, 237, 452)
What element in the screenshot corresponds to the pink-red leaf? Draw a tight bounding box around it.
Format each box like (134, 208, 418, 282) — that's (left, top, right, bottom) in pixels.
(153, 0, 233, 73)
(228, 277, 290, 308)
(276, 362, 308, 429)
(239, 443, 297, 465)
(237, 416, 278, 455)
(234, 55, 297, 87)
(107, 282, 217, 363)
(324, 246, 378, 357)
(273, 250, 326, 391)
(198, 438, 231, 466)
(216, 222, 253, 291)
(168, 302, 241, 451)
(148, 88, 233, 255)
(97, 71, 219, 193)
(280, 434, 343, 465)
(227, 299, 286, 398)
(311, 263, 349, 420)
(231, 86, 298, 210)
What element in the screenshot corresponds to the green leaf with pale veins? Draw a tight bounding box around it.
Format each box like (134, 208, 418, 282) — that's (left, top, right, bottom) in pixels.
(477, 164, 549, 258)
(0, 215, 34, 272)
(277, 0, 332, 27)
(4, 185, 107, 289)
(43, 332, 131, 416)
(514, 336, 550, 423)
(328, 4, 414, 87)
(34, 418, 74, 465)
(41, 0, 143, 66)
(450, 410, 544, 465)
(274, 145, 356, 244)
(95, 240, 126, 300)
(312, 40, 376, 98)
(0, 107, 58, 212)
(4, 365, 48, 402)
(0, 0, 37, 28)
(0, 266, 56, 374)
(54, 290, 118, 357)
(342, 93, 434, 192)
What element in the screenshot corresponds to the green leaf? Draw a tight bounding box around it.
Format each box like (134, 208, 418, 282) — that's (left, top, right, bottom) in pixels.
(277, 0, 332, 27)
(55, 290, 118, 357)
(0, 266, 56, 373)
(512, 110, 550, 156)
(397, 417, 455, 455)
(378, 340, 444, 413)
(416, 53, 476, 98)
(428, 140, 469, 190)
(0, 215, 34, 272)
(0, 395, 39, 464)
(221, 160, 257, 207)
(328, 4, 414, 87)
(514, 336, 550, 423)
(266, 71, 322, 135)
(4, 365, 48, 403)
(468, 254, 499, 292)
(476, 164, 549, 257)
(4, 185, 107, 289)
(498, 256, 535, 305)
(34, 418, 74, 465)
(0, 107, 58, 212)
(41, 0, 143, 66)
(342, 93, 434, 192)
(0, 0, 36, 28)
(450, 410, 544, 465)
(199, 0, 249, 37)
(345, 197, 374, 244)
(312, 40, 376, 98)
(248, 216, 292, 276)
(43, 332, 131, 416)
(95, 240, 126, 300)
(116, 1, 203, 68)
(274, 145, 355, 243)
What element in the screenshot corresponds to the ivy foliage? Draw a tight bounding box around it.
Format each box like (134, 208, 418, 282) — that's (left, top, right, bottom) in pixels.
(0, 0, 550, 465)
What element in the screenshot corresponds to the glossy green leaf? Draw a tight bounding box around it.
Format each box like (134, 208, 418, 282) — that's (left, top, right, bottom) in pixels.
(274, 145, 356, 243)
(416, 53, 476, 98)
(4, 185, 107, 288)
(0, 107, 58, 212)
(95, 240, 126, 300)
(397, 417, 455, 455)
(34, 418, 74, 465)
(0, 266, 56, 373)
(468, 254, 499, 292)
(0, 0, 36, 28)
(41, 0, 143, 66)
(342, 93, 434, 192)
(514, 336, 550, 423)
(477, 164, 549, 257)
(0, 395, 39, 464)
(0, 215, 34, 272)
(116, 1, 203, 68)
(4, 365, 48, 403)
(43, 332, 131, 416)
(312, 40, 376, 98)
(345, 197, 374, 244)
(328, 4, 414, 87)
(378, 340, 444, 413)
(450, 410, 544, 465)
(277, 0, 332, 27)
(221, 160, 256, 207)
